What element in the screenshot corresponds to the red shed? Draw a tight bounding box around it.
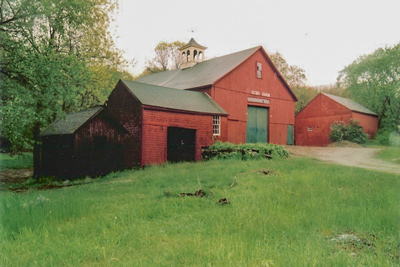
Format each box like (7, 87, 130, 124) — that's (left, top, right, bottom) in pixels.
(137, 39, 298, 146)
(295, 93, 378, 146)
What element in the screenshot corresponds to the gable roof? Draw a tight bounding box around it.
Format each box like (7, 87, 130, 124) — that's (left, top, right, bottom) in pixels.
(120, 80, 227, 115)
(40, 106, 103, 136)
(137, 46, 298, 101)
(137, 46, 260, 90)
(322, 93, 377, 116)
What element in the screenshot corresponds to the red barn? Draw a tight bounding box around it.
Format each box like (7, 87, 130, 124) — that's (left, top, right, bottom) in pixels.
(106, 39, 297, 167)
(37, 39, 298, 176)
(295, 93, 378, 146)
(136, 39, 297, 145)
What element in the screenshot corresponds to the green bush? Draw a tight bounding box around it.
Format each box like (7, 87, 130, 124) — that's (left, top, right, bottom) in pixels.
(329, 119, 369, 144)
(203, 141, 290, 160)
(372, 127, 400, 146)
(372, 128, 391, 145)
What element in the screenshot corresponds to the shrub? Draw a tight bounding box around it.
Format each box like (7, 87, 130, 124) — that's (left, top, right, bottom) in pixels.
(329, 119, 368, 144)
(372, 127, 400, 146)
(372, 128, 391, 145)
(203, 141, 290, 160)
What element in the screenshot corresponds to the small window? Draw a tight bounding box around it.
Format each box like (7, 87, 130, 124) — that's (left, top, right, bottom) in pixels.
(256, 62, 262, 79)
(307, 127, 313, 132)
(213, 115, 221, 136)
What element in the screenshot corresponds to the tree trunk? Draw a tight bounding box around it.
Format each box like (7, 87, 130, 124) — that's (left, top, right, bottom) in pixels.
(33, 122, 41, 179)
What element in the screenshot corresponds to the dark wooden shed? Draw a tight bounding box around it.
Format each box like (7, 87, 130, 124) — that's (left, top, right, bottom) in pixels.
(295, 93, 378, 146)
(38, 106, 128, 178)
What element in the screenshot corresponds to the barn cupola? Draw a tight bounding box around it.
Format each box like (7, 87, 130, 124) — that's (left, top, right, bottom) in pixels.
(178, 38, 207, 69)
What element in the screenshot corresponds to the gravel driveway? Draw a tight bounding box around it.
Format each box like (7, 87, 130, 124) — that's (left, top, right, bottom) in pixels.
(286, 146, 400, 174)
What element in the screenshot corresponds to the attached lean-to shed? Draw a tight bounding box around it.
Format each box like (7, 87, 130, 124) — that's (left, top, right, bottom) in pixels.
(295, 93, 378, 146)
(38, 106, 128, 178)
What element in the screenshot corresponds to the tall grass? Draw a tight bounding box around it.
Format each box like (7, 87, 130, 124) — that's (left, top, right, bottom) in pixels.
(1, 158, 399, 266)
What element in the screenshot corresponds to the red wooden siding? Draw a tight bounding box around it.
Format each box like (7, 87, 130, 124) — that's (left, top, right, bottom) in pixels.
(211, 49, 295, 145)
(295, 94, 378, 146)
(352, 112, 378, 139)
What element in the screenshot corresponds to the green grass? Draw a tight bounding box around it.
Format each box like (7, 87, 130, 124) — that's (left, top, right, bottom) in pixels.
(375, 146, 400, 165)
(0, 153, 33, 170)
(1, 157, 399, 266)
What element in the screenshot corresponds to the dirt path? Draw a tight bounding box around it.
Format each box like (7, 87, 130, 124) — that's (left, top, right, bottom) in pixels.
(286, 146, 400, 174)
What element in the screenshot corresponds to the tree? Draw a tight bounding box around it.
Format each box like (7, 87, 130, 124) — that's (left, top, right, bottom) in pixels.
(270, 52, 317, 114)
(140, 41, 186, 76)
(0, 0, 131, 175)
(337, 44, 400, 130)
(316, 84, 347, 97)
(270, 52, 306, 88)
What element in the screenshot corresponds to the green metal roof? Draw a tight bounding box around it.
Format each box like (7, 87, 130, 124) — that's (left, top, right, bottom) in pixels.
(136, 46, 260, 89)
(322, 93, 377, 116)
(121, 80, 227, 115)
(40, 106, 103, 136)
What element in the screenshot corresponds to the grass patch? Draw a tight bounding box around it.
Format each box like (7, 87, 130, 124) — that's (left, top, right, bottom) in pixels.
(375, 146, 400, 165)
(1, 158, 399, 266)
(0, 153, 33, 170)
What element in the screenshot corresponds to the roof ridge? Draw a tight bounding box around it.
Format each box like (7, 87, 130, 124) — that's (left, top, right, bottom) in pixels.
(203, 46, 260, 63)
(136, 46, 261, 89)
(322, 93, 377, 115)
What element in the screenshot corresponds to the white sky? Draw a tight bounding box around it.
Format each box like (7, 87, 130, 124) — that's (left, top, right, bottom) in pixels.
(112, 0, 400, 86)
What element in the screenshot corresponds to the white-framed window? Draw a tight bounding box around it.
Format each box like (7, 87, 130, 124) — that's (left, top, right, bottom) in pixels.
(256, 62, 262, 79)
(307, 126, 313, 132)
(213, 115, 221, 136)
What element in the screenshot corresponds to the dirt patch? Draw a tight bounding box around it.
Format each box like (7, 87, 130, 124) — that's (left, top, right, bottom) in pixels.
(180, 189, 206, 197)
(286, 146, 400, 174)
(217, 198, 230, 205)
(328, 141, 363, 148)
(0, 168, 33, 184)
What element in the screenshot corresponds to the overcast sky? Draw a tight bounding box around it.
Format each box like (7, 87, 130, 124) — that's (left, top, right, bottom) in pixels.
(112, 0, 400, 86)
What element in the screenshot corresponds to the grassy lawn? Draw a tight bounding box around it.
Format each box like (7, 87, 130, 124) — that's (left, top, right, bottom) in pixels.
(375, 146, 400, 165)
(1, 156, 399, 266)
(0, 153, 33, 170)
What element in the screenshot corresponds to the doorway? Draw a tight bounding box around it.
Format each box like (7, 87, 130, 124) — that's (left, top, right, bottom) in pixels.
(167, 127, 196, 162)
(246, 106, 269, 143)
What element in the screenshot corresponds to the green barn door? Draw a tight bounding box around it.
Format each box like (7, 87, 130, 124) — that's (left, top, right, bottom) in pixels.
(287, 125, 294, 145)
(246, 106, 268, 143)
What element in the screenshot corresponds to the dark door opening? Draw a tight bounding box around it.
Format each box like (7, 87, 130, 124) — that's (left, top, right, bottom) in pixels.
(167, 127, 196, 162)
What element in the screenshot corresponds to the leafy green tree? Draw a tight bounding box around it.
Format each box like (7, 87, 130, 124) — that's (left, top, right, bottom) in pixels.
(337, 44, 400, 130)
(270, 52, 317, 114)
(0, 0, 131, 176)
(140, 41, 186, 76)
(317, 84, 347, 97)
(291, 86, 318, 114)
(270, 52, 306, 88)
